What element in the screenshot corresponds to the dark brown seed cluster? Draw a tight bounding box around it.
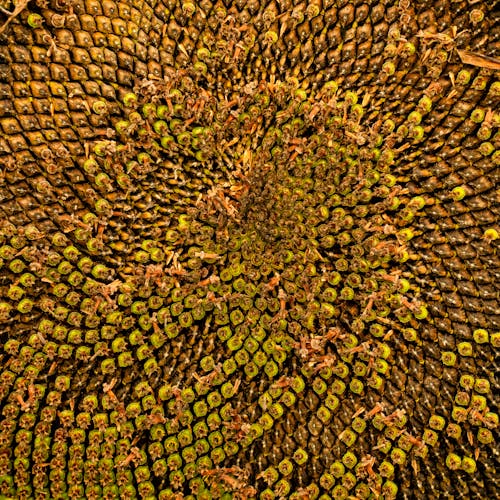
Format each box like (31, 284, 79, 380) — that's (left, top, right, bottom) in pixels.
(0, 1, 499, 499)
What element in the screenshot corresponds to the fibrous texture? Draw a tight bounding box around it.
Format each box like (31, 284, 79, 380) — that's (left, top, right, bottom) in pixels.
(0, 0, 499, 499)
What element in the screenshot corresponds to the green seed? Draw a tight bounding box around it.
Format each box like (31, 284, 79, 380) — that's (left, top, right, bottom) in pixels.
(422, 429, 438, 446)
(483, 228, 498, 241)
(17, 299, 35, 314)
(278, 459, 293, 476)
(390, 447, 407, 465)
(381, 481, 398, 499)
(123, 92, 138, 107)
(339, 428, 357, 447)
(342, 451, 357, 469)
(27, 13, 44, 28)
(477, 428, 493, 444)
(441, 351, 457, 366)
(470, 108, 485, 123)
(461, 457, 477, 474)
(457, 342, 473, 357)
(445, 453, 462, 470)
(473, 329, 489, 344)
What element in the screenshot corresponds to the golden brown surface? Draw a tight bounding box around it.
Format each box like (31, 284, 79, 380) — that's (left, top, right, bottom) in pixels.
(0, 1, 499, 499)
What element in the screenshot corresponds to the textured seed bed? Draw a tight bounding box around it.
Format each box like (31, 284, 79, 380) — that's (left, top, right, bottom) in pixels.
(0, 1, 499, 499)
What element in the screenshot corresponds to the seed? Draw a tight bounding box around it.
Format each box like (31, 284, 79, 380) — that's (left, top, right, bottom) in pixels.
(469, 327, 485, 345)
(457, 342, 473, 357)
(122, 93, 138, 107)
(441, 351, 456, 366)
(483, 228, 498, 241)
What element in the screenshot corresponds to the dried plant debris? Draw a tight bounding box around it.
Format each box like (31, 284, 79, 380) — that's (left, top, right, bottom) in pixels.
(457, 49, 500, 70)
(0, 1, 499, 499)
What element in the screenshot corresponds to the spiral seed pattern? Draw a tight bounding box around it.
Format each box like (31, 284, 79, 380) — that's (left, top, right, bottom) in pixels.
(0, 1, 499, 499)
